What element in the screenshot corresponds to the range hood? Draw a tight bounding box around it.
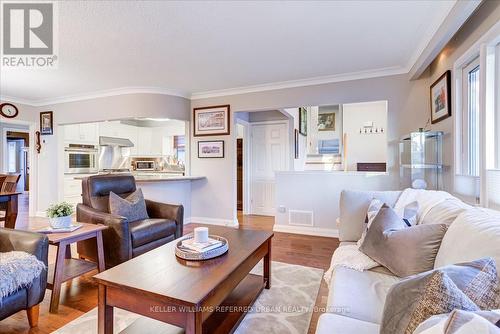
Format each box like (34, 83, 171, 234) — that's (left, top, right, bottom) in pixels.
(99, 136, 134, 147)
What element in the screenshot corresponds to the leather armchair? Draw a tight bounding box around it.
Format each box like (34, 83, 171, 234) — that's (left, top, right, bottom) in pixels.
(0, 228, 49, 327)
(76, 174, 183, 268)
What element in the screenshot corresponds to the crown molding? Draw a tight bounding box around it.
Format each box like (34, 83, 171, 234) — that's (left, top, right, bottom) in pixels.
(1, 87, 190, 107)
(189, 66, 408, 100)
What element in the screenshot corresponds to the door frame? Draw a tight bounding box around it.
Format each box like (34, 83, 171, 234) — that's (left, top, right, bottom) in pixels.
(1, 120, 38, 217)
(236, 118, 252, 214)
(248, 120, 290, 216)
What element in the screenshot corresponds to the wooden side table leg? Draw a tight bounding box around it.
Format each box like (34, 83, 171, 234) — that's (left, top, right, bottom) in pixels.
(96, 231, 106, 272)
(264, 238, 272, 289)
(50, 241, 67, 313)
(98, 285, 113, 334)
(186, 311, 202, 334)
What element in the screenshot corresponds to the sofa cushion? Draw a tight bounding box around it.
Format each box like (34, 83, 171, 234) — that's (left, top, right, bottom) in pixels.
(339, 190, 401, 242)
(328, 266, 400, 324)
(316, 313, 379, 334)
(359, 205, 448, 277)
(435, 208, 500, 278)
(109, 189, 149, 223)
(129, 218, 176, 248)
(420, 198, 471, 226)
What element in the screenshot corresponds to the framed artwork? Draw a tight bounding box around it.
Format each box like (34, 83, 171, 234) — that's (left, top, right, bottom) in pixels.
(299, 107, 307, 135)
(318, 111, 335, 131)
(193, 105, 230, 136)
(294, 129, 299, 159)
(198, 140, 225, 158)
(40, 111, 54, 135)
(430, 70, 451, 124)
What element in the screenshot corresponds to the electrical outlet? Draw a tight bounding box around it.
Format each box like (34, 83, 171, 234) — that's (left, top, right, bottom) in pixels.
(278, 205, 286, 213)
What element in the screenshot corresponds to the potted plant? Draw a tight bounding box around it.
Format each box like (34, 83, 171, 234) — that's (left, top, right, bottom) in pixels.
(47, 202, 74, 229)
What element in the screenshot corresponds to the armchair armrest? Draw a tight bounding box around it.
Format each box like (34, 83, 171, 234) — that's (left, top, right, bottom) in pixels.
(0, 228, 49, 307)
(76, 204, 131, 266)
(145, 199, 184, 238)
(0, 228, 48, 265)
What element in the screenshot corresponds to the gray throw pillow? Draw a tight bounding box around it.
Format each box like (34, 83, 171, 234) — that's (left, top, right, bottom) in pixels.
(109, 189, 149, 222)
(359, 204, 447, 277)
(413, 309, 500, 334)
(381, 258, 500, 334)
(381, 270, 479, 334)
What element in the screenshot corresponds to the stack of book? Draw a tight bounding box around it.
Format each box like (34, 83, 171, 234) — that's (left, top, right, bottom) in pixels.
(180, 237, 223, 254)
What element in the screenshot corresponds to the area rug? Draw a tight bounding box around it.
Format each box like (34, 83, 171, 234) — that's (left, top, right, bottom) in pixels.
(53, 261, 323, 334)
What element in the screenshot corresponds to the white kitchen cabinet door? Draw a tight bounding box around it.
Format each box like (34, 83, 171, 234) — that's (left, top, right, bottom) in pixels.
(79, 123, 99, 143)
(63, 124, 81, 142)
(137, 127, 153, 156)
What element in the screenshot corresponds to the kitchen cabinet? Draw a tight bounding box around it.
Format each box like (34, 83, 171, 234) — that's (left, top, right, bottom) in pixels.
(63, 123, 99, 144)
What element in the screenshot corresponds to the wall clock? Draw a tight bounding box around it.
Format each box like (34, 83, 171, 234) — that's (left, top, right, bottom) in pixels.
(0, 103, 19, 118)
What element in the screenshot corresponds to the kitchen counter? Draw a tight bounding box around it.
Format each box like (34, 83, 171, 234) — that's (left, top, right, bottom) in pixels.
(134, 175, 205, 182)
(72, 174, 205, 182)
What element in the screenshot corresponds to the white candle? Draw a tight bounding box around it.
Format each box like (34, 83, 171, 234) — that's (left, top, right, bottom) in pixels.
(194, 227, 209, 243)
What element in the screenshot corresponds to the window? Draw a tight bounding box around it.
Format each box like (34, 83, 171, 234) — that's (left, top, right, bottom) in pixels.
(460, 58, 480, 176)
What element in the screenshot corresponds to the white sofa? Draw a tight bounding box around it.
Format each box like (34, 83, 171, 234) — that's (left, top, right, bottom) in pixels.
(316, 190, 500, 333)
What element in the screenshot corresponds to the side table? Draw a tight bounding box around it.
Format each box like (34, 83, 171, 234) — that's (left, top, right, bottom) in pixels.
(42, 223, 107, 313)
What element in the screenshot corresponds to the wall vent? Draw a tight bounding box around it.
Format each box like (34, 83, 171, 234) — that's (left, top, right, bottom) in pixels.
(289, 210, 314, 227)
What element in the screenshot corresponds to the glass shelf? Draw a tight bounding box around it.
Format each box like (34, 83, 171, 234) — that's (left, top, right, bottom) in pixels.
(399, 131, 444, 190)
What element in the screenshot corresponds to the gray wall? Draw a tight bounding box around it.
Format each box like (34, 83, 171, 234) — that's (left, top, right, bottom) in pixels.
(190, 73, 430, 222)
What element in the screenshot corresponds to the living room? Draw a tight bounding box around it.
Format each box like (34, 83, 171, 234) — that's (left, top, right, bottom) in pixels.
(1, 1, 500, 333)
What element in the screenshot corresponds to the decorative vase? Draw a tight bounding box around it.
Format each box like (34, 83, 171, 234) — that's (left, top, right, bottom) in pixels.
(49, 215, 72, 229)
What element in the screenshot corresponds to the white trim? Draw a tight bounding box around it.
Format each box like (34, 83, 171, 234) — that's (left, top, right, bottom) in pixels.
(1, 86, 190, 107)
(35, 211, 46, 218)
(273, 224, 339, 238)
(187, 216, 239, 227)
(190, 66, 407, 100)
(409, 0, 482, 80)
(453, 20, 500, 206)
(236, 118, 251, 214)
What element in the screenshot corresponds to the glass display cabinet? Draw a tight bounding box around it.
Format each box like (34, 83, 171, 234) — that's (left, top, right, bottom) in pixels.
(399, 131, 444, 190)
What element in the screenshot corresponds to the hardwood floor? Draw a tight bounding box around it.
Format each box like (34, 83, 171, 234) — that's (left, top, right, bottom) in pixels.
(0, 210, 338, 334)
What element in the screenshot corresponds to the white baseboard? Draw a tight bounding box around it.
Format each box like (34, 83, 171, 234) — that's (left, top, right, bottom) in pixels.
(273, 224, 339, 238)
(35, 211, 47, 217)
(186, 217, 239, 227)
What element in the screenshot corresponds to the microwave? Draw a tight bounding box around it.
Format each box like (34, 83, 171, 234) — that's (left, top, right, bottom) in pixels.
(64, 144, 98, 174)
(134, 161, 156, 171)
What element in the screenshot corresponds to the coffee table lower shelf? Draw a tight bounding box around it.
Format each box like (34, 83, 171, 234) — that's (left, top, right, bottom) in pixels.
(119, 273, 266, 334)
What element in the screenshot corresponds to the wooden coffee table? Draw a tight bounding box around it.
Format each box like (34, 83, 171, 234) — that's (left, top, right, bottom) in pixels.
(94, 226, 273, 334)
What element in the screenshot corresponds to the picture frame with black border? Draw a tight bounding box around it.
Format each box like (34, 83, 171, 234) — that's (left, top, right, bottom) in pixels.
(40, 111, 54, 135)
(198, 140, 225, 158)
(193, 105, 230, 137)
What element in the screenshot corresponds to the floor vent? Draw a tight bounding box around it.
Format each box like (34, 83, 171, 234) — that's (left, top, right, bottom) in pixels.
(289, 210, 314, 227)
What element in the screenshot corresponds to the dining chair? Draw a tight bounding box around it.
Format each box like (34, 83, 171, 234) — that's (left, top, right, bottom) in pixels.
(0, 174, 21, 223)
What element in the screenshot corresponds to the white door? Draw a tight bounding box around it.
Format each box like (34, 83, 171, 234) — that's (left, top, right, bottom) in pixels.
(250, 122, 289, 216)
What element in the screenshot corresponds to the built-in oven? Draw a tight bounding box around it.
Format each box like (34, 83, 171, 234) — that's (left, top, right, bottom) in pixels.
(64, 144, 98, 174)
(134, 160, 156, 171)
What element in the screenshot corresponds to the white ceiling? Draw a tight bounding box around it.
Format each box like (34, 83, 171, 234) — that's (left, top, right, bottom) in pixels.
(0, 0, 456, 104)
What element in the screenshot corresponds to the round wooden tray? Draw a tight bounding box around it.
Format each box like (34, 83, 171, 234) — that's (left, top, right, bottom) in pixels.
(175, 235, 229, 261)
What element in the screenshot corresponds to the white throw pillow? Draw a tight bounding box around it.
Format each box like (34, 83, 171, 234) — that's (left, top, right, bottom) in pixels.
(435, 208, 500, 278)
(412, 309, 500, 334)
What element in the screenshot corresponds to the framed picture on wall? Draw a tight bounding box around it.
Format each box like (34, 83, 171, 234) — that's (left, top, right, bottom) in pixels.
(318, 111, 335, 131)
(193, 105, 230, 136)
(294, 129, 299, 159)
(198, 140, 225, 158)
(40, 111, 54, 135)
(299, 107, 307, 135)
(430, 70, 451, 124)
